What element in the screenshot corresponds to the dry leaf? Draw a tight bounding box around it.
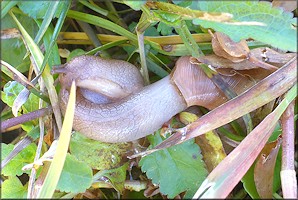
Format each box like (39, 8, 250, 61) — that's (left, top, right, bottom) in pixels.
(272, 0, 297, 12)
(210, 31, 279, 70)
(1, 28, 21, 39)
(196, 47, 295, 70)
(211, 31, 249, 63)
(254, 136, 282, 198)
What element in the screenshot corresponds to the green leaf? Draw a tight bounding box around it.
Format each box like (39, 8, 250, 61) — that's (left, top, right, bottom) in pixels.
(10, 10, 63, 131)
(1, 1, 19, 19)
(17, 1, 64, 19)
(1, 81, 24, 107)
(1, 81, 39, 131)
(157, 22, 174, 36)
(193, 1, 297, 52)
(1, 143, 37, 176)
(57, 154, 93, 193)
(139, 132, 208, 198)
(36, 0, 70, 74)
(67, 49, 86, 62)
(34, 1, 60, 44)
(242, 163, 260, 199)
(67, 10, 137, 43)
(100, 163, 129, 193)
(122, 1, 147, 11)
(1, 14, 36, 71)
(37, 21, 61, 68)
(1, 176, 27, 198)
(70, 132, 131, 171)
(242, 147, 282, 199)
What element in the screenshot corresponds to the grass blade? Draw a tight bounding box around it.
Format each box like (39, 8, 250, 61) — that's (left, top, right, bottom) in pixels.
(37, 0, 71, 76)
(67, 10, 137, 43)
(194, 84, 297, 198)
(1, 1, 18, 19)
(10, 10, 63, 131)
(34, 1, 60, 44)
(37, 82, 76, 198)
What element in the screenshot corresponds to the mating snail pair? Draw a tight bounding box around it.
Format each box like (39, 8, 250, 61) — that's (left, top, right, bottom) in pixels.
(52, 54, 280, 143)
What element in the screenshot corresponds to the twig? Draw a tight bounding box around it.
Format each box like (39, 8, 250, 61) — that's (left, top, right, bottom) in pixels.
(1, 106, 52, 132)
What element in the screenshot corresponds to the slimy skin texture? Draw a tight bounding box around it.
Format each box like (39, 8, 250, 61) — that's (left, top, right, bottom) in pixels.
(54, 56, 270, 143)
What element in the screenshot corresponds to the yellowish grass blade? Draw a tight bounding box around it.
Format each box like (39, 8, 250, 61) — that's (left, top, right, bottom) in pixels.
(37, 81, 76, 198)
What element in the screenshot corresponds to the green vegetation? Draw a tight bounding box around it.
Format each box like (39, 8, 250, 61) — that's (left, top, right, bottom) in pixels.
(1, 1, 297, 199)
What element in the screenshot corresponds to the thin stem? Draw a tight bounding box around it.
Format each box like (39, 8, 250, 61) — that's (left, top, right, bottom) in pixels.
(1, 107, 52, 132)
(27, 78, 46, 198)
(137, 31, 150, 85)
(103, 0, 128, 28)
(85, 39, 128, 55)
(1, 60, 50, 103)
(280, 100, 297, 198)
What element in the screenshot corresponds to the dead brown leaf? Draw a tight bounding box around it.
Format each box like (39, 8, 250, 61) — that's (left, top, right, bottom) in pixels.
(254, 136, 282, 198)
(196, 47, 295, 70)
(272, 0, 297, 12)
(210, 31, 249, 63)
(209, 31, 279, 71)
(1, 28, 21, 39)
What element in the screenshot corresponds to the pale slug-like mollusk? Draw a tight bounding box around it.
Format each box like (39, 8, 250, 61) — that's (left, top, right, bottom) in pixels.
(52, 56, 271, 143)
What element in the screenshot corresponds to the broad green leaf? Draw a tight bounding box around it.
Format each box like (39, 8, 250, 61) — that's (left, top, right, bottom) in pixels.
(1, 81, 24, 108)
(122, 1, 147, 11)
(1, 143, 37, 176)
(155, 10, 182, 25)
(157, 22, 174, 36)
(193, 1, 297, 52)
(70, 132, 131, 171)
(179, 112, 226, 172)
(139, 131, 208, 198)
(1, 81, 39, 131)
(67, 49, 86, 62)
(1, 14, 36, 71)
(173, 0, 193, 8)
(1, 176, 27, 198)
(1, 143, 14, 163)
(17, 1, 64, 19)
(57, 154, 93, 193)
(100, 163, 129, 193)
